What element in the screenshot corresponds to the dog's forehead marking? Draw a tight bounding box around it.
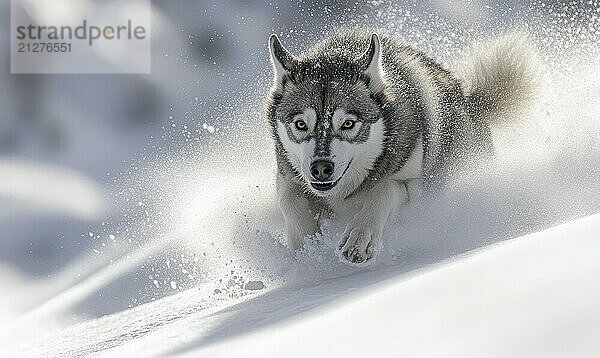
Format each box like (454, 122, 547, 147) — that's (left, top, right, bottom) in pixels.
(323, 109, 331, 129)
(314, 107, 334, 158)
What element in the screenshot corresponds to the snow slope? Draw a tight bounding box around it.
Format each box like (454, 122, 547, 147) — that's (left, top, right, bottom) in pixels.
(197, 214, 600, 358)
(5, 214, 600, 357)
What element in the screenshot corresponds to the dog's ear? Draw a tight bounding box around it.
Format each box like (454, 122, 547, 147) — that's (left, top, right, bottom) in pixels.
(268, 34, 297, 84)
(358, 33, 386, 91)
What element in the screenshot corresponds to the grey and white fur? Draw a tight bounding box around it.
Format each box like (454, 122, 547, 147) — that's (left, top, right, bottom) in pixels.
(266, 28, 537, 264)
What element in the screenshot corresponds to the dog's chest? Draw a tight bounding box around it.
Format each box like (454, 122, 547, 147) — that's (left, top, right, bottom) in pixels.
(391, 137, 423, 181)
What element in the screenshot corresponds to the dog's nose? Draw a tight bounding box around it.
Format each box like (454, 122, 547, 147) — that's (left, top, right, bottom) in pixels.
(310, 160, 334, 181)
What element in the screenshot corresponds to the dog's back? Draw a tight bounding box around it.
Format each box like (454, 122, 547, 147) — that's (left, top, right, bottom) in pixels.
(303, 29, 537, 188)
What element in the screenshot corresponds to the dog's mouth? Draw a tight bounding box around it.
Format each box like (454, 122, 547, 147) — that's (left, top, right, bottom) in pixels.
(310, 161, 351, 193)
(310, 181, 338, 191)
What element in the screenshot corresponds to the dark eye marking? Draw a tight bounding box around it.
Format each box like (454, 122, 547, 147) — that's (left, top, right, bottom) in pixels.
(289, 110, 304, 118)
(345, 110, 362, 118)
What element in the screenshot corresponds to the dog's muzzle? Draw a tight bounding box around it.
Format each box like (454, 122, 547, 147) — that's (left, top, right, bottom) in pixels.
(309, 160, 351, 192)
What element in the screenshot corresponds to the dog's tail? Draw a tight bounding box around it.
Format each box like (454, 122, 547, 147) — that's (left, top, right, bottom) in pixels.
(461, 33, 539, 124)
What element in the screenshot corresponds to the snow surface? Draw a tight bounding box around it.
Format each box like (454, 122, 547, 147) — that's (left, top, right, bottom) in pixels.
(3, 215, 600, 357)
(1, 2, 600, 357)
(197, 214, 600, 358)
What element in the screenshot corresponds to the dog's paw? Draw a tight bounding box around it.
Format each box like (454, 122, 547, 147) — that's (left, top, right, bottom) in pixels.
(286, 220, 320, 253)
(338, 221, 381, 265)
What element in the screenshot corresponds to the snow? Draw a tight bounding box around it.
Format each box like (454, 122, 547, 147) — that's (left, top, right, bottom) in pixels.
(3, 215, 600, 357)
(197, 214, 600, 358)
(0, 157, 108, 220)
(244, 280, 266, 291)
(1, 2, 600, 357)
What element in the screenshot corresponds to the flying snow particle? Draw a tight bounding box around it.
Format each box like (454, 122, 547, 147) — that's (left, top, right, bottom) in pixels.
(244, 281, 265, 291)
(202, 122, 216, 133)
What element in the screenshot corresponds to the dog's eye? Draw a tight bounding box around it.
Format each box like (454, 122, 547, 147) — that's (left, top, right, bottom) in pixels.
(341, 119, 356, 130)
(294, 120, 308, 131)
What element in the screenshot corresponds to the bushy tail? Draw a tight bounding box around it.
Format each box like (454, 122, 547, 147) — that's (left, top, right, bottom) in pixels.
(462, 33, 539, 124)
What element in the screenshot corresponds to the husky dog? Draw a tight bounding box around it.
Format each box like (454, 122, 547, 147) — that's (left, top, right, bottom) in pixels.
(266, 29, 537, 264)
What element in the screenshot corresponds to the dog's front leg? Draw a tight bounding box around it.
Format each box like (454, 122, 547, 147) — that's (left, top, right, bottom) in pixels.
(277, 174, 320, 252)
(339, 179, 407, 264)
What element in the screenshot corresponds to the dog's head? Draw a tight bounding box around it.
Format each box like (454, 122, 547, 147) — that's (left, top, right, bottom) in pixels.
(268, 33, 389, 198)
